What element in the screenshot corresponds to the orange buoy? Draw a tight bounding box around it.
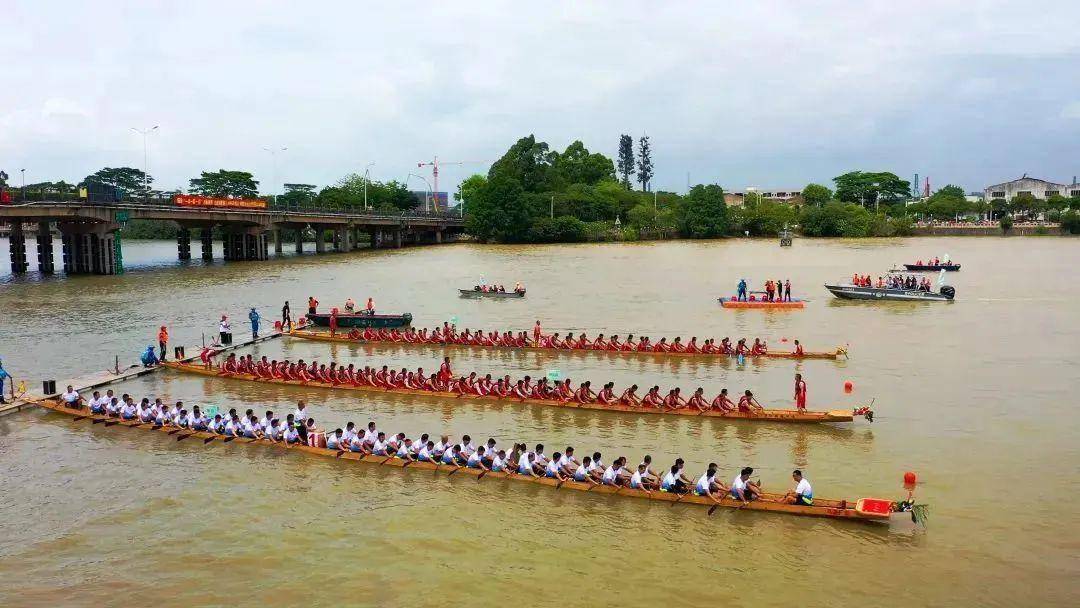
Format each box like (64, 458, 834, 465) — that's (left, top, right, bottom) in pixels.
(843, 380, 854, 393)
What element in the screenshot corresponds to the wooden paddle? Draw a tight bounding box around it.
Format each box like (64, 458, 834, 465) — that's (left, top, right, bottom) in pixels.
(446, 465, 463, 477)
(176, 433, 193, 442)
(203, 436, 216, 444)
(92, 418, 105, 424)
(72, 415, 88, 422)
(166, 428, 182, 435)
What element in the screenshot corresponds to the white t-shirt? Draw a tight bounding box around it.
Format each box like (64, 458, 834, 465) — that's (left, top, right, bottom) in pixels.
(546, 461, 560, 476)
(492, 455, 505, 470)
(731, 475, 748, 492)
(602, 466, 617, 483)
(661, 470, 676, 489)
(363, 429, 378, 444)
(696, 473, 713, 493)
(418, 446, 432, 460)
(62, 390, 79, 404)
(630, 471, 643, 487)
(795, 478, 812, 498)
(467, 453, 482, 467)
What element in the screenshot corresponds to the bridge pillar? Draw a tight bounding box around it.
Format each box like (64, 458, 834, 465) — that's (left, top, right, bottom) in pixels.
(435, 229, 443, 244)
(332, 227, 342, 252)
(36, 222, 55, 274)
(394, 229, 402, 249)
(8, 222, 28, 274)
(273, 229, 283, 255)
(201, 228, 214, 261)
(59, 224, 120, 275)
(177, 228, 191, 261)
(314, 226, 326, 253)
(343, 226, 353, 251)
(294, 228, 304, 254)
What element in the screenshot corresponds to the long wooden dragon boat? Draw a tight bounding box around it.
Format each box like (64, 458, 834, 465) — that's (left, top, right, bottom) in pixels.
(38, 399, 903, 522)
(162, 361, 863, 424)
(286, 329, 847, 361)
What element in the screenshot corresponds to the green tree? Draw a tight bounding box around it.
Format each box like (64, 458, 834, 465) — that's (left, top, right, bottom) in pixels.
(454, 174, 487, 211)
(833, 171, 911, 209)
(85, 167, 151, 195)
(554, 140, 615, 186)
(466, 175, 530, 243)
(616, 134, 635, 188)
(799, 201, 874, 237)
(926, 184, 969, 219)
(731, 200, 798, 236)
(636, 136, 654, 192)
(279, 183, 316, 209)
(679, 184, 728, 238)
(189, 170, 259, 198)
(801, 183, 832, 206)
(488, 135, 556, 193)
(1010, 192, 1037, 219)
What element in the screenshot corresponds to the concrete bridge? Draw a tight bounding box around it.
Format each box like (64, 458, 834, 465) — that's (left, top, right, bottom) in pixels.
(0, 201, 465, 275)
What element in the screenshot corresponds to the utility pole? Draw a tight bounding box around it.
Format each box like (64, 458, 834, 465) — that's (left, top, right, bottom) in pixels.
(550, 195, 554, 219)
(131, 125, 158, 202)
(20, 168, 26, 200)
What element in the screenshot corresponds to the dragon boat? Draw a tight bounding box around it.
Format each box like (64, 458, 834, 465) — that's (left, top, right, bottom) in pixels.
(39, 399, 913, 522)
(163, 361, 867, 424)
(286, 329, 847, 360)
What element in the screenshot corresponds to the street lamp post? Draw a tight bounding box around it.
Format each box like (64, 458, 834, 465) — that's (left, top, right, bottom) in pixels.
(406, 173, 434, 213)
(131, 126, 158, 202)
(363, 162, 375, 210)
(262, 146, 287, 203)
(20, 168, 26, 200)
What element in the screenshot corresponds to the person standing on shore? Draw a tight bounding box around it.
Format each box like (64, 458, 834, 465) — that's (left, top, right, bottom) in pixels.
(249, 308, 261, 340)
(157, 325, 169, 361)
(282, 301, 291, 328)
(219, 315, 232, 345)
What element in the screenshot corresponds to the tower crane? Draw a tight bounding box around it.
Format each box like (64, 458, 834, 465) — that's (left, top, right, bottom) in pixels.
(417, 156, 485, 211)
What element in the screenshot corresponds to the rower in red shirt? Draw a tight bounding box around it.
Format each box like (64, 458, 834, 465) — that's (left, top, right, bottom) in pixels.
(636, 337, 651, 352)
(438, 357, 452, 383)
(720, 337, 733, 354)
(737, 390, 763, 412)
(619, 384, 641, 406)
(711, 388, 736, 412)
(735, 339, 750, 356)
(686, 337, 701, 353)
(794, 373, 807, 412)
(751, 338, 767, 355)
(596, 382, 616, 405)
(592, 334, 607, 350)
(622, 335, 636, 351)
(641, 386, 663, 407)
(792, 339, 805, 356)
(663, 388, 686, 410)
(653, 338, 670, 352)
(686, 387, 709, 412)
(670, 337, 686, 352)
(573, 333, 589, 350)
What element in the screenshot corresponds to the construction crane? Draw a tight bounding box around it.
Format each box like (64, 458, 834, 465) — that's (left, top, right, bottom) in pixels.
(417, 156, 484, 211)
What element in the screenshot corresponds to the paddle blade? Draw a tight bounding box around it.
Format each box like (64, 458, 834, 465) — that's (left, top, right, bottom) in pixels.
(176, 434, 191, 442)
(203, 437, 216, 444)
(708, 504, 719, 516)
(477, 471, 486, 481)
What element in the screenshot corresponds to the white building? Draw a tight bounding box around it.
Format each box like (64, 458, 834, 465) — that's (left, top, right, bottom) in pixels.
(983, 176, 1080, 201)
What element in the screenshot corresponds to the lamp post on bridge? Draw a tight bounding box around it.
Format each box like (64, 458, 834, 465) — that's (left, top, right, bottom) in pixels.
(262, 146, 287, 203)
(406, 173, 434, 213)
(363, 162, 375, 211)
(130, 125, 158, 203)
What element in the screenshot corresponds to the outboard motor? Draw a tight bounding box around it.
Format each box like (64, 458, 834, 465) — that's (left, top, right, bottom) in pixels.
(940, 285, 956, 299)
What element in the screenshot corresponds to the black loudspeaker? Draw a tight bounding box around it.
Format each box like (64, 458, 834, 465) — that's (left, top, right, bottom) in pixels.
(43, 380, 57, 395)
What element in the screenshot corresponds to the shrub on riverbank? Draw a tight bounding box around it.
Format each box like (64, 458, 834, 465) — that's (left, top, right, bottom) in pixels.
(1060, 210, 1080, 234)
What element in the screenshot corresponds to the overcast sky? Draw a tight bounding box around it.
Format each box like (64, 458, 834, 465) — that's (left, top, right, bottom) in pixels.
(3, 1, 1078, 195)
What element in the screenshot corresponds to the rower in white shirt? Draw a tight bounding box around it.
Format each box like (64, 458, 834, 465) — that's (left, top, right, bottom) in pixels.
(490, 450, 507, 472)
(695, 464, 724, 501)
(517, 449, 534, 475)
(283, 423, 300, 444)
(120, 400, 138, 420)
(326, 428, 345, 450)
(466, 446, 488, 470)
(106, 397, 122, 417)
(782, 469, 813, 506)
(223, 416, 241, 436)
(417, 440, 435, 462)
(545, 453, 567, 480)
(457, 435, 476, 456)
(361, 422, 379, 448)
(371, 432, 389, 456)
(190, 407, 207, 430)
(342, 422, 358, 446)
(88, 392, 106, 414)
(259, 410, 274, 433)
(432, 435, 451, 458)
(410, 433, 429, 457)
(60, 386, 83, 408)
(730, 467, 761, 503)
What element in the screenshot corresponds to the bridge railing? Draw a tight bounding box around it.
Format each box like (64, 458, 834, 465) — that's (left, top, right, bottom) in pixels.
(1, 189, 465, 221)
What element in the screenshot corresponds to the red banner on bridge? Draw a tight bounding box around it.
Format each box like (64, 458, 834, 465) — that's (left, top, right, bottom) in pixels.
(173, 194, 267, 210)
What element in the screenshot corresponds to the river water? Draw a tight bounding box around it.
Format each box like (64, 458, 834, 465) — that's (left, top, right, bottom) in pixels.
(0, 237, 1076, 607)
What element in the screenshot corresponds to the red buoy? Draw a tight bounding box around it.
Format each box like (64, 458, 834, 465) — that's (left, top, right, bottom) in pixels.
(844, 380, 854, 393)
(903, 471, 917, 485)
